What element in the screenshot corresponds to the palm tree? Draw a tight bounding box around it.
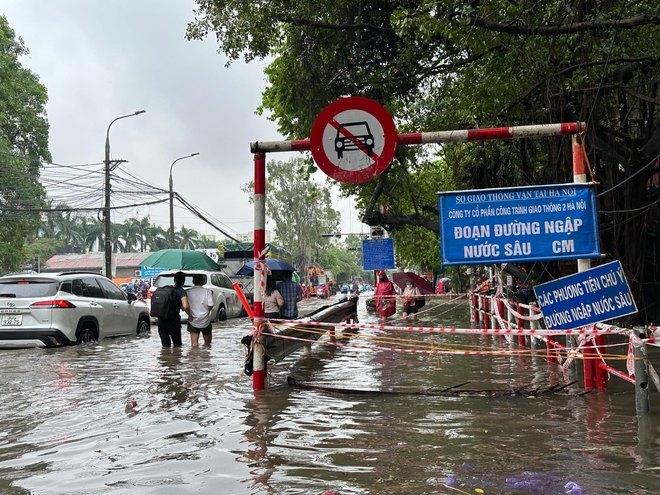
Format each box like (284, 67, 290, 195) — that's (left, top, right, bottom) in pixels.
(110, 222, 127, 253)
(36, 206, 57, 239)
(134, 216, 154, 252)
(76, 217, 93, 253)
(121, 218, 142, 253)
(150, 225, 169, 251)
(51, 208, 83, 251)
(83, 218, 104, 252)
(176, 226, 200, 250)
(198, 235, 220, 249)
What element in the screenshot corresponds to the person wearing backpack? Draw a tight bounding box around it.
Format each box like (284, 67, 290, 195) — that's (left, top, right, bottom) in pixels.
(152, 271, 191, 347)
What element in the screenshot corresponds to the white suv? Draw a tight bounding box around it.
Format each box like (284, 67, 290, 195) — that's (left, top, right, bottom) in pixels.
(147, 270, 244, 322)
(0, 272, 151, 348)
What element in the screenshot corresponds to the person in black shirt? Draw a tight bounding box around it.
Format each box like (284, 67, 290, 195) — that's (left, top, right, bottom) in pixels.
(157, 271, 192, 347)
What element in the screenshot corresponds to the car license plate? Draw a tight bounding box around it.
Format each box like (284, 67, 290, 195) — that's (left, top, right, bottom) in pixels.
(1, 314, 22, 326)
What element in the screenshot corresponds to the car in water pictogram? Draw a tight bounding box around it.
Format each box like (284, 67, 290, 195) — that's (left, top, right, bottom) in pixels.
(334, 121, 375, 159)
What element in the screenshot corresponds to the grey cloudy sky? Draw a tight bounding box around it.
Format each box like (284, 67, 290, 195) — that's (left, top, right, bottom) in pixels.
(3, 0, 366, 240)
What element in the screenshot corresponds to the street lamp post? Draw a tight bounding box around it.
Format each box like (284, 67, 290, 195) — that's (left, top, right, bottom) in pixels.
(169, 153, 200, 248)
(104, 110, 146, 279)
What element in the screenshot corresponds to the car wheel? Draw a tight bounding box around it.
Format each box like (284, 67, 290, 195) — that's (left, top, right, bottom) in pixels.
(77, 327, 96, 345)
(216, 306, 227, 322)
(136, 317, 150, 334)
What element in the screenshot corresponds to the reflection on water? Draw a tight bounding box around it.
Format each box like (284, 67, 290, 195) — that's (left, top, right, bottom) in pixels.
(155, 347, 189, 407)
(0, 295, 658, 494)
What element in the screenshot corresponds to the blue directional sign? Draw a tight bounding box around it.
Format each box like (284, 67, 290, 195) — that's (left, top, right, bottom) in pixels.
(437, 183, 600, 265)
(533, 261, 637, 329)
(362, 238, 395, 270)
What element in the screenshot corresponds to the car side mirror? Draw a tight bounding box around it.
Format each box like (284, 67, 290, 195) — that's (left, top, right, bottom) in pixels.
(127, 292, 137, 302)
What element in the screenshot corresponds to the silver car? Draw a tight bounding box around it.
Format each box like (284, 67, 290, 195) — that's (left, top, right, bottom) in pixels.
(0, 272, 151, 348)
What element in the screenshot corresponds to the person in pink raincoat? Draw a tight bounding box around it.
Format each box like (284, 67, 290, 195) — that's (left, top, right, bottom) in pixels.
(374, 270, 396, 320)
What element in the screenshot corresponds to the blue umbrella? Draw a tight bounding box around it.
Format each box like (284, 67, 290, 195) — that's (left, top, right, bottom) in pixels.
(236, 258, 295, 277)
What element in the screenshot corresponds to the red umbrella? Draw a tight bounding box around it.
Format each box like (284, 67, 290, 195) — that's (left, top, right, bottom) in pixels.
(391, 272, 434, 294)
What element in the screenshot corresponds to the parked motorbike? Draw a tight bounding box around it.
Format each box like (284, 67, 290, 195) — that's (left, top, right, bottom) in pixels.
(316, 284, 330, 299)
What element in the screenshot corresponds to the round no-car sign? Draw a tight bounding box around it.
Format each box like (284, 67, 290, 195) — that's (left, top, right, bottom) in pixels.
(310, 96, 397, 183)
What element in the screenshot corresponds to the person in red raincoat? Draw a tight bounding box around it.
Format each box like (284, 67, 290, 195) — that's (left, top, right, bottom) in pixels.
(374, 270, 396, 320)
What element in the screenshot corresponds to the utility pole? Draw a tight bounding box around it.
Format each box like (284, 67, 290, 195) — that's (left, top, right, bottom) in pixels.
(103, 157, 127, 276)
(169, 153, 200, 248)
(103, 111, 145, 278)
(104, 139, 112, 277)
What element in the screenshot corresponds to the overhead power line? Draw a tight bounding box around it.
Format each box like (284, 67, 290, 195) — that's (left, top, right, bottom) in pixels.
(2, 149, 245, 240)
(175, 192, 239, 242)
(0, 197, 169, 212)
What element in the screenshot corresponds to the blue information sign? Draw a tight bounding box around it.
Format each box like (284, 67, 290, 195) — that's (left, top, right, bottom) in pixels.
(362, 238, 395, 271)
(437, 183, 600, 265)
(140, 266, 169, 278)
(533, 261, 637, 329)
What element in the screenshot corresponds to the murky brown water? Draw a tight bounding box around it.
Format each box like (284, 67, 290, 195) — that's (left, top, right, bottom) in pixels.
(0, 294, 659, 494)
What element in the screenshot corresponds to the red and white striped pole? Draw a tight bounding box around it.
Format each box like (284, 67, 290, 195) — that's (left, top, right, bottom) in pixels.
(516, 302, 525, 346)
(594, 334, 608, 388)
(250, 123, 585, 153)
(571, 132, 605, 388)
(483, 297, 490, 329)
(572, 133, 591, 274)
(252, 151, 267, 391)
(397, 123, 584, 145)
(583, 344, 595, 389)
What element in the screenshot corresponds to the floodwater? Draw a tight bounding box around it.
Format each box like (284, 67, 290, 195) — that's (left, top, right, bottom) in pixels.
(0, 294, 659, 495)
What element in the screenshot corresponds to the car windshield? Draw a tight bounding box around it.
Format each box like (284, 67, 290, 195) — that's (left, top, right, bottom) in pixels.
(155, 274, 195, 287)
(0, 281, 59, 298)
(339, 123, 369, 135)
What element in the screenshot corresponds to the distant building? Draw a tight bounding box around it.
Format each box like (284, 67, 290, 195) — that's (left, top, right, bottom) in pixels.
(237, 230, 275, 243)
(55, 246, 82, 254)
(43, 252, 154, 279)
(196, 248, 221, 263)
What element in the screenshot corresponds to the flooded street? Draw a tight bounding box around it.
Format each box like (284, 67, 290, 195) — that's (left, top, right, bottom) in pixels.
(0, 294, 659, 494)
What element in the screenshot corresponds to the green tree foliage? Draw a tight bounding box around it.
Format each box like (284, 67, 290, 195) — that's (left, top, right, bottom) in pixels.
(242, 157, 341, 269)
(121, 218, 142, 253)
(189, 1, 660, 322)
(133, 216, 156, 252)
(51, 206, 83, 249)
(0, 15, 50, 159)
(33, 213, 205, 255)
(79, 217, 104, 253)
(110, 228, 126, 254)
(319, 243, 362, 284)
(0, 15, 50, 273)
(25, 237, 62, 269)
(197, 235, 222, 249)
(176, 226, 201, 250)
